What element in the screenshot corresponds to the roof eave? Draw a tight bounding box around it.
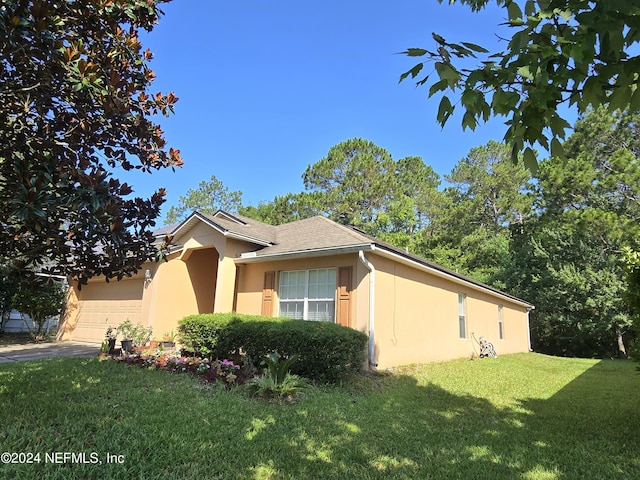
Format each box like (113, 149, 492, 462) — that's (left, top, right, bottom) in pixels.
(235, 244, 374, 263)
(169, 212, 274, 247)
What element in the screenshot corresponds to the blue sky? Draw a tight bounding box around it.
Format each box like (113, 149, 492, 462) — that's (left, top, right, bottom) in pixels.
(125, 1, 574, 223)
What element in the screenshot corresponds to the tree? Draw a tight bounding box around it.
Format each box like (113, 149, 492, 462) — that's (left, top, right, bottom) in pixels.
(302, 138, 396, 231)
(0, 265, 19, 334)
(1, 0, 182, 285)
(505, 108, 640, 358)
(417, 141, 532, 286)
(12, 276, 66, 340)
(400, 0, 640, 167)
(240, 192, 323, 226)
(165, 175, 243, 224)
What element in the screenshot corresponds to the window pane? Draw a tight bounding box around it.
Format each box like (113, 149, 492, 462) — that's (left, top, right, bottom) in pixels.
(309, 269, 318, 284)
(458, 293, 466, 316)
(278, 269, 337, 323)
(308, 301, 335, 322)
(280, 301, 304, 319)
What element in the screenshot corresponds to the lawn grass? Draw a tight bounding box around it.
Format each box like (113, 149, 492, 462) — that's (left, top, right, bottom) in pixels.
(0, 353, 638, 479)
(0, 332, 54, 346)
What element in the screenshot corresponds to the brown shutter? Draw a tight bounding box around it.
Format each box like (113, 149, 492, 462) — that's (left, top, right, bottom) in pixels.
(337, 266, 352, 327)
(261, 271, 275, 316)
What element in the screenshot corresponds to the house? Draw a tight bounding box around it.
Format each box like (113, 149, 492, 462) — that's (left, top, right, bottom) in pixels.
(58, 210, 534, 368)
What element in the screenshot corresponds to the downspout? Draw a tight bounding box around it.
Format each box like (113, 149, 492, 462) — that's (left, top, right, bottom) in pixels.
(526, 307, 533, 352)
(358, 250, 378, 367)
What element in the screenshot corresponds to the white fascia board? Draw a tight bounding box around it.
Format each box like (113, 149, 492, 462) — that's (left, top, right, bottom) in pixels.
(235, 244, 374, 263)
(371, 245, 534, 309)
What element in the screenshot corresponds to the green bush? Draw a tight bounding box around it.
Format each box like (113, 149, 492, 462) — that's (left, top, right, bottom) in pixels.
(177, 313, 368, 383)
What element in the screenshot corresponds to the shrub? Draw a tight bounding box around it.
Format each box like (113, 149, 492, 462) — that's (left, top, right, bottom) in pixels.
(178, 313, 368, 383)
(246, 352, 309, 402)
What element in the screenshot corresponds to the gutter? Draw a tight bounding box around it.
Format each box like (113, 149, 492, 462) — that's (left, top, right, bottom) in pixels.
(235, 244, 374, 263)
(358, 250, 378, 367)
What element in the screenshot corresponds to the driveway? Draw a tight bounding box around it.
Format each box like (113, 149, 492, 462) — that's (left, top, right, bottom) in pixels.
(0, 341, 99, 363)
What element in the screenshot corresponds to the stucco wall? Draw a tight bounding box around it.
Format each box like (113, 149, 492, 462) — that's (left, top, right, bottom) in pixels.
(235, 253, 363, 330)
(234, 251, 531, 369)
(369, 254, 530, 368)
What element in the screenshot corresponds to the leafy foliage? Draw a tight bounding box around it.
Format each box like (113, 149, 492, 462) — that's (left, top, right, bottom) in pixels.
(400, 0, 640, 165)
(0, 265, 19, 333)
(242, 138, 443, 252)
(0, 0, 182, 284)
(504, 108, 639, 358)
(246, 352, 309, 401)
(12, 276, 66, 339)
(415, 141, 532, 286)
(115, 319, 152, 345)
(178, 313, 368, 383)
(164, 174, 243, 224)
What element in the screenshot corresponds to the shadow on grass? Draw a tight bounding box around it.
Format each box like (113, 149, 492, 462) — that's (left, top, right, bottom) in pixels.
(236, 360, 640, 479)
(0, 357, 638, 479)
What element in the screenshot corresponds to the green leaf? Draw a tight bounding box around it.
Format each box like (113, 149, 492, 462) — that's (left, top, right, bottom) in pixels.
(428, 78, 449, 97)
(399, 63, 424, 84)
(434, 62, 460, 85)
(629, 86, 640, 111)
(555, 9, 572, 21)
(460, 42, 489, 54)
(607, 86, 631, 113)
(436, 96, 454, 126)
(461, 110, 477, 131)
(402, 48, 428, 57)
(550, 137, 565, 159)
(507, 1, 523, 21)
(492, 89, 520, 115)
(518, 65, 534, 81)
(524, 0, 536, 16)
(522, 147, 538, 174)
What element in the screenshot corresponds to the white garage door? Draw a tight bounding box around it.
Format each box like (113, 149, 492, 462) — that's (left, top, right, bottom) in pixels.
(74, 278, 145, 343)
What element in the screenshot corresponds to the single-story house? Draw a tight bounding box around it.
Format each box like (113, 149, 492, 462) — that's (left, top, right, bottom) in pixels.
(59, 210, 534, 368)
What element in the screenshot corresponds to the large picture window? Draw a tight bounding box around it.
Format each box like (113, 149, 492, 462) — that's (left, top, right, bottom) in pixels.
(279, 268, 336, 322)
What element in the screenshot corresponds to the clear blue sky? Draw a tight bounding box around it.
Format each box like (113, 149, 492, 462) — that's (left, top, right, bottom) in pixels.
(123, 0, 574, 222)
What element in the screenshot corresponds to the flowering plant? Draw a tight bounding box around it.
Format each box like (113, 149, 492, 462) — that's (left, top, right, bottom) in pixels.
(214, 359, 240, 384)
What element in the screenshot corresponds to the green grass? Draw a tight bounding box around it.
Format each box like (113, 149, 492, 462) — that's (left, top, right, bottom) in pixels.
(0, 353, 638, 479)
(0, 332, 55, 346)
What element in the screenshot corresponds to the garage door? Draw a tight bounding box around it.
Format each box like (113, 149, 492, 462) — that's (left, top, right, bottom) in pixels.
(73, 278, 145, 343)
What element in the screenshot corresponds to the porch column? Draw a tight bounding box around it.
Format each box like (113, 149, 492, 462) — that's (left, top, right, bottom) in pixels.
(213, 254, 237, 313)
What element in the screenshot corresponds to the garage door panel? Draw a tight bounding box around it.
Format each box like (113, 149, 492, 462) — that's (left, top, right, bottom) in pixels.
(74, 280, 144, 343)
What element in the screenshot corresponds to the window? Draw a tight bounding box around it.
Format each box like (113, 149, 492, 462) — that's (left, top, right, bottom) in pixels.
(498, 304, 504, 340)
(279, 268, 336, 322)
(458, 293, 467, 339)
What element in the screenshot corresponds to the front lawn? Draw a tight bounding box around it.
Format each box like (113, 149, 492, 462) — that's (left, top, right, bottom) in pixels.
(0, 353, 638, 479)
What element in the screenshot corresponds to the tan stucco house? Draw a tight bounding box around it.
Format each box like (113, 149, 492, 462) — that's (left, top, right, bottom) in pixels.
(59, 210, 534, 368)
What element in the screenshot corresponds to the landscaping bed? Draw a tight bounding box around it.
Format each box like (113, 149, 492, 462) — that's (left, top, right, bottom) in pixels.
(109, 350, 254, 387)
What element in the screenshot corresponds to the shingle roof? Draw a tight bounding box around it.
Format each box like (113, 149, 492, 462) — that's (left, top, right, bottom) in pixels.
(157, 210, 533, 308)
(200, 212, 278, 244)
(252, 216, 372, 256)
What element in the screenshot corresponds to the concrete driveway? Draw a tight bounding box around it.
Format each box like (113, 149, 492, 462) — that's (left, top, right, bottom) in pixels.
(0, 341, 99, 363)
